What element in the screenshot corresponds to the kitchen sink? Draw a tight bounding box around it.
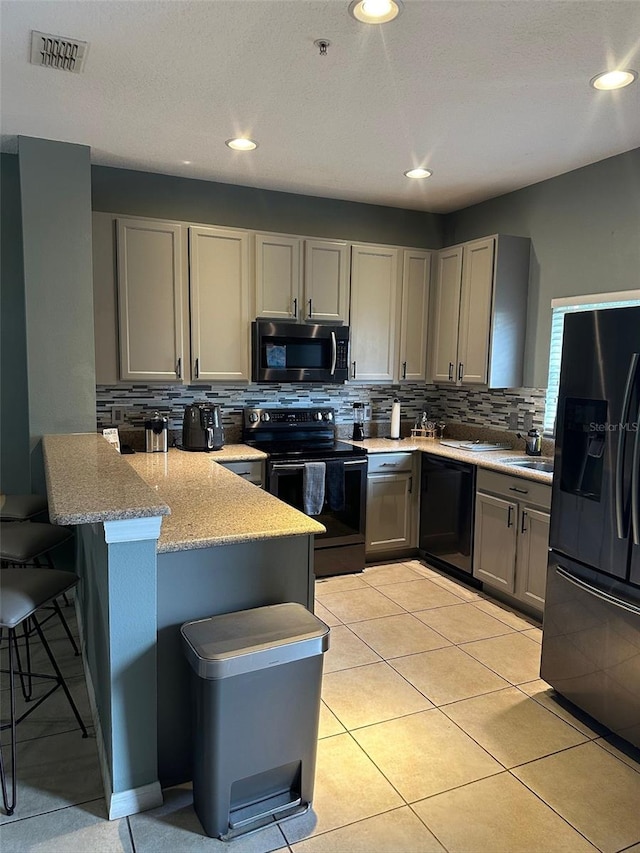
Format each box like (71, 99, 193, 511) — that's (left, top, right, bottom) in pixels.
(502, 458, 554, 473)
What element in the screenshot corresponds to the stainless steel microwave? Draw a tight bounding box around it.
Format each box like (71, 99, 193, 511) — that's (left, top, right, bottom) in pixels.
(251, 321, 350, 383)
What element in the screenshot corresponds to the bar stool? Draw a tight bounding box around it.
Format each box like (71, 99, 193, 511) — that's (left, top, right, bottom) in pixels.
(0, 568, 88, 816)
(0, 523, 79, 656)
(0, 494, 49, 523)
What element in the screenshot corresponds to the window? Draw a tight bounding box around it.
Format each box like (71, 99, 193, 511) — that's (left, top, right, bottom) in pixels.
(544, 291, 640, 435)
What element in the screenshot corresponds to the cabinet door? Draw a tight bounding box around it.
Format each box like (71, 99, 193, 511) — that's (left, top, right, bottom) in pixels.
(350, 245, 400, 382)
(189, 226, 250, 382)
(457, 237, 495, 385)
(304, 239, 350, 324)
(473, 492, 517, 592)
(116, 218, 186, 381)
(399, 249, 432, 382)
(516, 506, 550, 609)
(254, 234, 301, 320)
(430, 246, 462, 383)
(366, 472, 413, 553)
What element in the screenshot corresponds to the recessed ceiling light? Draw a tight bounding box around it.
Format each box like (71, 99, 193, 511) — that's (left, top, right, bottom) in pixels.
(349, 0, 402, 24)
(590, 69, 637, 90)
(404, 168, 432, 179)
(225, 138, 258, 151)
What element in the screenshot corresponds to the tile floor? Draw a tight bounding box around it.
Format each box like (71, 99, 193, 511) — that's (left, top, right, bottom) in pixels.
(2, 559, 640, 852)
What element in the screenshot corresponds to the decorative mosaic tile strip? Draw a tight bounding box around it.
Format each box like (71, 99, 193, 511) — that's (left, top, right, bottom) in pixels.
(96, 383, 547, 433)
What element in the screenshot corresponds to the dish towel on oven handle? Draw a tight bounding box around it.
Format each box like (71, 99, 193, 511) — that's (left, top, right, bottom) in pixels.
(325, 459, 345, 512)
(303, 462, 326, 515)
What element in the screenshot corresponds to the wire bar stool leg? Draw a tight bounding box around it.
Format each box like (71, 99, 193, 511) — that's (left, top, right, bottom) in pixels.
(0, 628, 18, 816)
(31, 615, 87, 738)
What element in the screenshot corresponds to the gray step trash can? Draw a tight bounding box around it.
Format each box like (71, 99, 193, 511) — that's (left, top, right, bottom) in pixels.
(181, 602, 330, 840)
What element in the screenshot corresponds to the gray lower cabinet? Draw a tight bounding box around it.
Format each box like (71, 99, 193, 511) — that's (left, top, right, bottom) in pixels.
(218, 460, 265, 487)
(366, 452, 418, 555)
(473, 468, 551, 612)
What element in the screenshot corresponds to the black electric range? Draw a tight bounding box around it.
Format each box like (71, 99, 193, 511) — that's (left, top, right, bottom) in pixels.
(242, 407, 368, 577)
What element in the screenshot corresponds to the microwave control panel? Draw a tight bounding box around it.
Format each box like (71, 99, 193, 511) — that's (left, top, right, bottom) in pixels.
(336, 339, 349, 369)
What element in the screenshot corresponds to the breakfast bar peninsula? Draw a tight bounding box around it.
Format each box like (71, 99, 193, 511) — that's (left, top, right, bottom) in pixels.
(43, 434, 324, 820)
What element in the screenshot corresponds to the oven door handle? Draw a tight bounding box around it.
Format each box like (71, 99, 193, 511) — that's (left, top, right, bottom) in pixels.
(270, 458, 366, 471)
(330, 331, 337, 376)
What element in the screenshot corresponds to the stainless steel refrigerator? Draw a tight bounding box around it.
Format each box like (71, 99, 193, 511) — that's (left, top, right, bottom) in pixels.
(540, 305, 640, 749)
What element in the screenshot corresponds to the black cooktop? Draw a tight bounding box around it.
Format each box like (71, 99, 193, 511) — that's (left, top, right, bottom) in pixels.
(242, 406, 367, 461)
(245, 438, 367, 462)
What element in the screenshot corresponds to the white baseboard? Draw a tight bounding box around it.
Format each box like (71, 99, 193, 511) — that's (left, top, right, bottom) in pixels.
(108, 780, 163, 820)
(75, 601, 164, 819)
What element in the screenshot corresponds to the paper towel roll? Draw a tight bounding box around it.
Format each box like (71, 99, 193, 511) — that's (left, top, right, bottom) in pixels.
(390, 399, 401, 439)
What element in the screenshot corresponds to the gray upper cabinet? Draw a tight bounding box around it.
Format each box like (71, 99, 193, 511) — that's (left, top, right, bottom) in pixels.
(304, 239, 350, 323)
(399, 249, 432, 382)
(189, 226, 251, 382)
(254, 233, 350, 324)
(116, 218, 187, 382)
(429, 235, 530, 388)
(349, 244, 401, 381)
(93, 215, 251, 384)
(254, 233, 300, 320)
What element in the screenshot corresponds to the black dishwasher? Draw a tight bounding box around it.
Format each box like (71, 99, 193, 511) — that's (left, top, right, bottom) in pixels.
(419, 454, 476, 576)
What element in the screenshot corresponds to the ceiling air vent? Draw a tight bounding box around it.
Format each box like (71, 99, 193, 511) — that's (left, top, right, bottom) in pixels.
(30, 31, 89, 73)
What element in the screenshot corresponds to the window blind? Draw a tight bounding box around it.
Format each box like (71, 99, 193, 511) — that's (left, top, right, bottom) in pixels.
(544, 295, 640, 435)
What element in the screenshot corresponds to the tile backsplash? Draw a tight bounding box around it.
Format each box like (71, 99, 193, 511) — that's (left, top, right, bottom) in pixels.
(96, 382, 546, 437)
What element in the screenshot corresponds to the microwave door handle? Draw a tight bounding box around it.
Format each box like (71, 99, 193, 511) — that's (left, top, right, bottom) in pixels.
(330, 330, 337, 376)
(615, 352, 639, 539)
(632, 399, 640, 546)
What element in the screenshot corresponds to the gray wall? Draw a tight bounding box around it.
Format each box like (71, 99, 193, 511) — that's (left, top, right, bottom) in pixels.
(0, 153, 30, 491)
(18, 137, 96, 489)
(445, 148, 640, 388)
(92, 166, 444, 249)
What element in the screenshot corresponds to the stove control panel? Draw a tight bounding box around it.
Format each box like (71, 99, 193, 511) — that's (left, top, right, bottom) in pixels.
(243, 407, 336, 429)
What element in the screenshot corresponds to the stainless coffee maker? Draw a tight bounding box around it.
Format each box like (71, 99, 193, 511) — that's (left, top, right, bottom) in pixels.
(145, 412, 168, 453)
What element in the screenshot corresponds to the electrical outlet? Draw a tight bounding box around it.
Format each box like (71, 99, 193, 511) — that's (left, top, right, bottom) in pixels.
(111, 406, 126, 425)
(508, 410, 519, 430)
(363, 404, 372, 420)
(523, 411, 534, 431)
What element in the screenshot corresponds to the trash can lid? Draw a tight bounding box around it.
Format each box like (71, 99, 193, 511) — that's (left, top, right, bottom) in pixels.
(181, 602, 330, 679)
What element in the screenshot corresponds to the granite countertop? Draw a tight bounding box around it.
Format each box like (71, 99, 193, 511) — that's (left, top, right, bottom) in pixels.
(177, 444, 267, 463)
(350, 437, 553, 484)
(43, 435, 323, 550)
(43, 433, 171, 525)
(126, 448, 324, 553)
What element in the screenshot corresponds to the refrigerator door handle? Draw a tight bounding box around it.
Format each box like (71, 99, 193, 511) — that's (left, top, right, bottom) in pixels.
(632, 399, 640, 546)
(556, 565, 640, 616)
(615, 352, 639, 539)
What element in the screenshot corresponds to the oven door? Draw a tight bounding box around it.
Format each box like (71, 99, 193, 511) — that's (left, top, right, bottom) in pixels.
(268, 457, 367, 548)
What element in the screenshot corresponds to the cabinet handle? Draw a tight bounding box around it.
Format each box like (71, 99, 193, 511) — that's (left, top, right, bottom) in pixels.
(352, 361, 357, 379)
(402, 361, 407, 379)
(448, 362, 454, 381)
(521, 510, 527, 534)
(194, 358, 199, 379)
(175, 357, 181, 379)
(293, 297, 298, 318)
(408, 476, 413, 494)
(308, 298, 313, 318)
(458, 362, 464, 381)
(509, 486, 529, 494)
(507, 506, 514, 528)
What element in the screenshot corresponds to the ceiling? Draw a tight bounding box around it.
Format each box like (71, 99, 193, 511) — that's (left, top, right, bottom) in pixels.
(1, 0, 639, 214)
